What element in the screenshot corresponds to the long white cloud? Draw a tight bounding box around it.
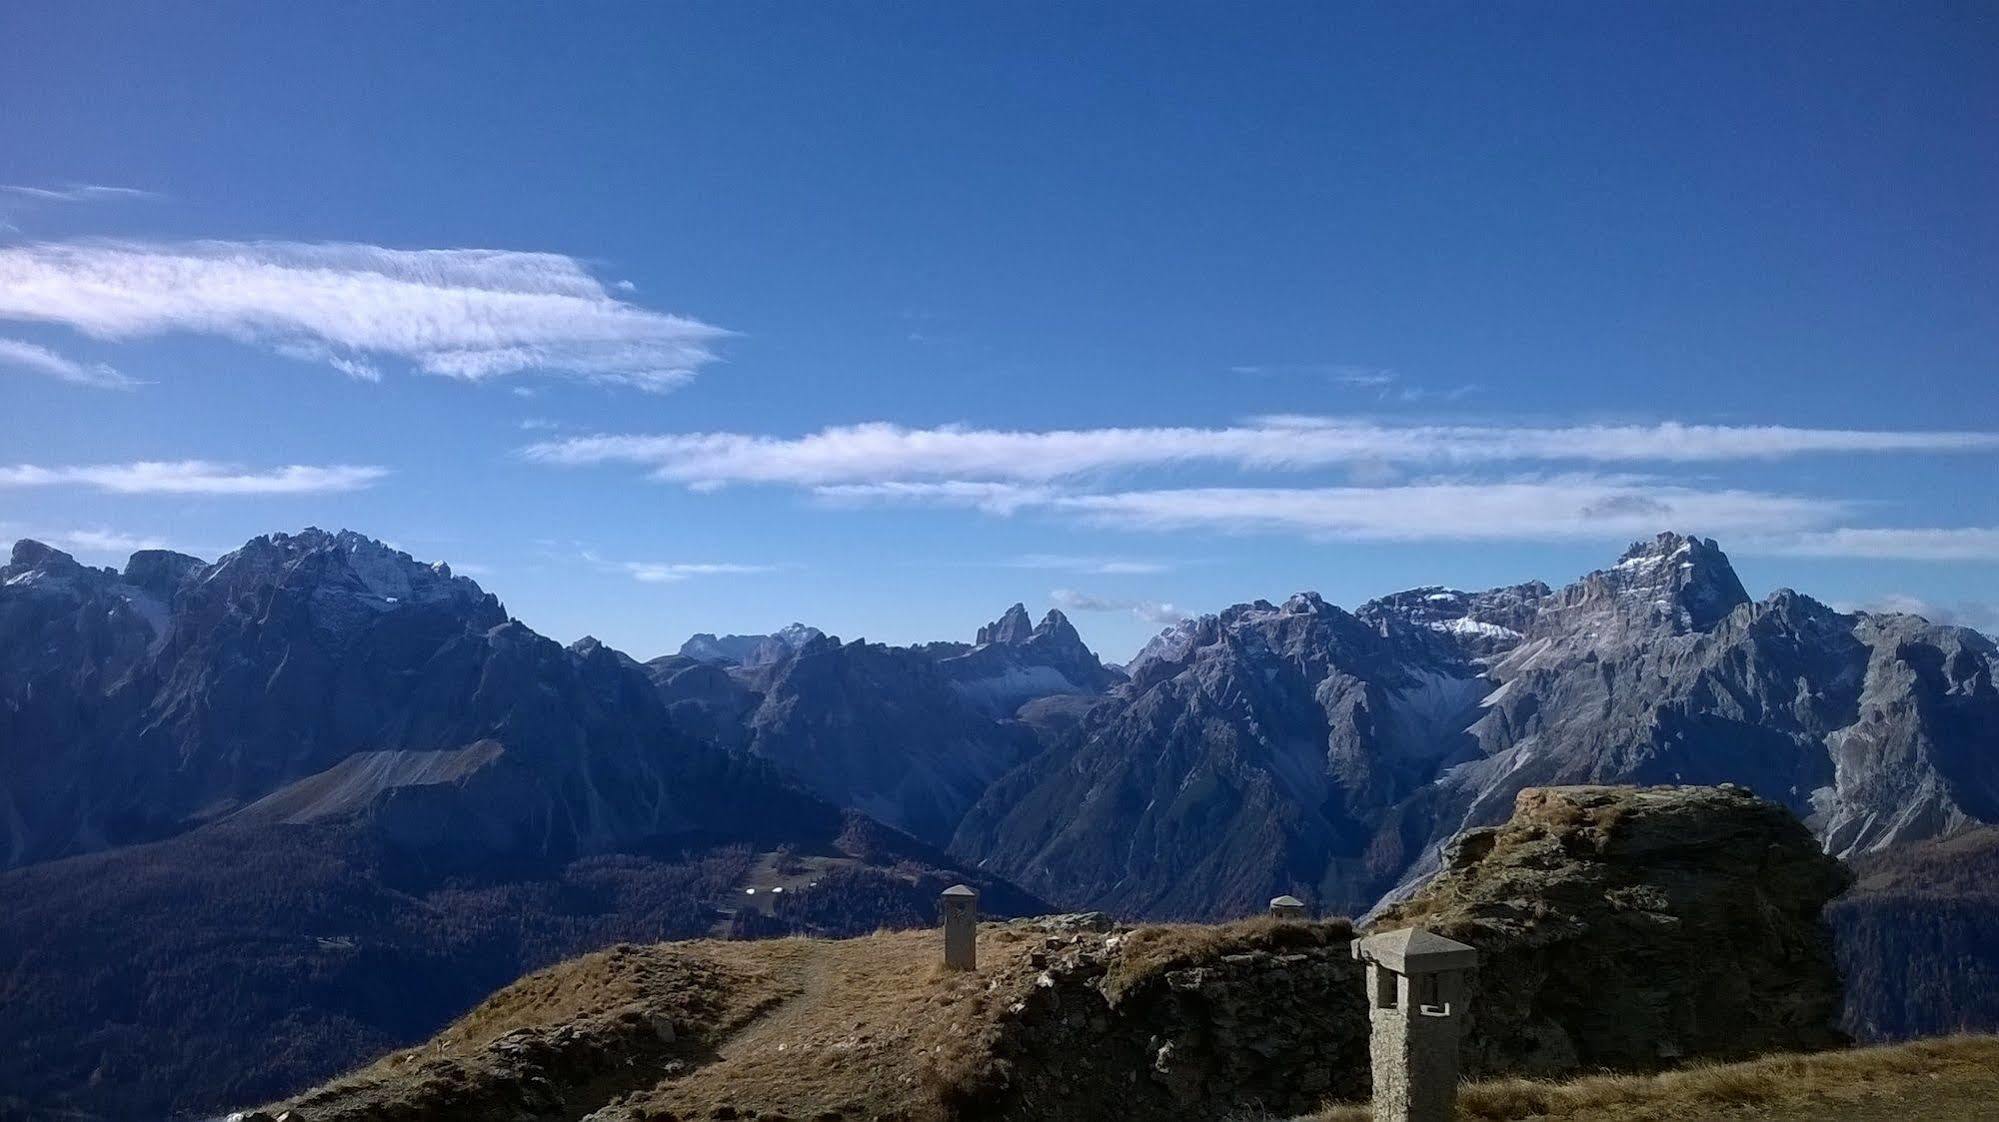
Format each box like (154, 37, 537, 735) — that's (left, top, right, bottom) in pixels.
(522, 418, 1999, 485)
(813, 476, 1845, 542)
(1756, 528, 1999, 561)
(0, 240, 728, 392)
(0, 461, 387, 495)
(0, 184, 157, 203)
(575, 548, 781, 583)
(622, 561, 781, 583)
(0, 337, 140, 389)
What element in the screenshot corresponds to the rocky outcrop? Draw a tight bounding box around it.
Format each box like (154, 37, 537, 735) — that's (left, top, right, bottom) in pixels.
(1375, 784, 1852, 1076)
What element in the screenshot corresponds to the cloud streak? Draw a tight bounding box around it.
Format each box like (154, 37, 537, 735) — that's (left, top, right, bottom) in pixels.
(813, 475, 1846, 543)
(0, 240, 730, 392)
(1050, 587, 1190, 624)
(1004, 553, 1176, 574)
(577, 549, 783, 583)
(0, 337, 140, 389)
(0, 461, 388, 495)
(1755, 528, 1999, 562)
(0, 184, 159, 203)
(43, 528, 173, 555)
(523, 418, 1999, 486)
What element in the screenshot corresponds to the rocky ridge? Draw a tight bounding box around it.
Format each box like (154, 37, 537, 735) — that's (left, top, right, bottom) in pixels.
(952, 533, 1999, 920)
(0, 529, 1045, 1122)
(264, 784, 1851, 1122)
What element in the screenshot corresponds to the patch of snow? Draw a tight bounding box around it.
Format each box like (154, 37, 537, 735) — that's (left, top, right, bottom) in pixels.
(948, 664, 1081, 710)
(1426, 617, 1522, 640)
(1383, 669, 1493, 760)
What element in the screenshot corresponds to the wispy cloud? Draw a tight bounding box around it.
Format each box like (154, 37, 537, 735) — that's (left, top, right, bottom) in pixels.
(44, 527, 171, 555)
(1050, 587, 1190, 625)
(1228, 363, 1476, 401)
(523, 419, 1999, 486)
(0, 240, 730, 392)
(0, 337, 141, 389)
(0, 461, 388, 495)
(814, 475, 1845, 543)
(1230, 362, 1399, 386)
(0, 184, 159, 203)
(1836, 593, 1999, 635)
(1003, 553, 1176, 575)
(813, 480, 1059, 515)
(1753, 527, 1999, 562)
(578, 549, 783, 583)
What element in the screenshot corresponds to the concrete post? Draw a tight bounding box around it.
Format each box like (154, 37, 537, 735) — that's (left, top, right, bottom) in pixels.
(940, 884, 979, 970)
(1352, 926, 1477, 1122)
(1270, 894, 1307, 920)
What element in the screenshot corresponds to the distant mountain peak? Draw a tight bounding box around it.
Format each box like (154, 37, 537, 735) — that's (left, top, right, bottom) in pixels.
(678, 622, 825, 666)
(1600, 531, 1750, 630)
(977, 603, 1036, 646)
(204, 527, 495, 619)
(8, 539, 82, 572)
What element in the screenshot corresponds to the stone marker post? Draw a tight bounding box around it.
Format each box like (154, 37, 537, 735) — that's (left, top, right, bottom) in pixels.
(1352, 927, 1477, 1122)
(940, 884, 979, 970)
(1270, 894, 1307, 920)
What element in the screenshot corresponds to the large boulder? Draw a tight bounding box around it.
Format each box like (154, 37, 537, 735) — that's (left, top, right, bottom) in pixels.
(1376, 783, 1853, 1077)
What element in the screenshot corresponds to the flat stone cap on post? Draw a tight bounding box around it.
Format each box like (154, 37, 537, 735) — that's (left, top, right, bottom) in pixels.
(1352, 926, 1477, 974)
(941, 884, 978, 899)
(1269, 894, 1306, 918)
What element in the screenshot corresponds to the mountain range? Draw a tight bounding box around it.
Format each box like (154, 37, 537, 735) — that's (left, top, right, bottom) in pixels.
(1, 527, 1994, 1120)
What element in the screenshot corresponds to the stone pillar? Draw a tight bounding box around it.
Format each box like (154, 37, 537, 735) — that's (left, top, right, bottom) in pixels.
(1270, 894, 1307, 920)
(1352, 927, 1477, 1122)
(940, 884, 979, 970)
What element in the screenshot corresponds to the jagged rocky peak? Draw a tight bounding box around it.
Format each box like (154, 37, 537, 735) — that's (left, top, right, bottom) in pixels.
(976, 602, 1037, 646)
(121, 549, 206, 598)
(678, 622, 825, 666)
(1535, 531, 1750, 637)
(567, 634, 644, 671)
(207, 528, 494, 609)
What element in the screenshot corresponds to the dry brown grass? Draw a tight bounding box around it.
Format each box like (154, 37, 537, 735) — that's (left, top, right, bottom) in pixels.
(1309, 1035, 1999, 1121)
(1104, 915, 1355, 1001)
(630, 923, 1051, 1120)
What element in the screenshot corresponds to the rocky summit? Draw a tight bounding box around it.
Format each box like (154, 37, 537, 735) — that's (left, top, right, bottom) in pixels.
(262, 784, 1852, 1122)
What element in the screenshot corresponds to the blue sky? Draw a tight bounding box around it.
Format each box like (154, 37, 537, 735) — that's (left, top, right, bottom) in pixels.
(2, 2, 1995, 658)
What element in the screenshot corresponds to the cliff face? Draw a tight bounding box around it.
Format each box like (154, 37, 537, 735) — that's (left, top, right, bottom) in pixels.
(265, 784, 1853, 1122)
(1375, 784, 1853, 1077)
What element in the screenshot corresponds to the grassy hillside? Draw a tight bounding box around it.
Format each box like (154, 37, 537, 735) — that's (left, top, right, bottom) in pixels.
(1307, 1035, 1999, 1121)
(273, 916, 1371, 1122)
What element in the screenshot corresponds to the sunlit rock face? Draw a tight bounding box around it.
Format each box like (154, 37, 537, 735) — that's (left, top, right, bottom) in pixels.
(952, 533, 1999, 920)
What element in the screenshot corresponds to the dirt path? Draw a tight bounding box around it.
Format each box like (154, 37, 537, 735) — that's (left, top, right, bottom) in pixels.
(634, 926, 1027, 1121)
